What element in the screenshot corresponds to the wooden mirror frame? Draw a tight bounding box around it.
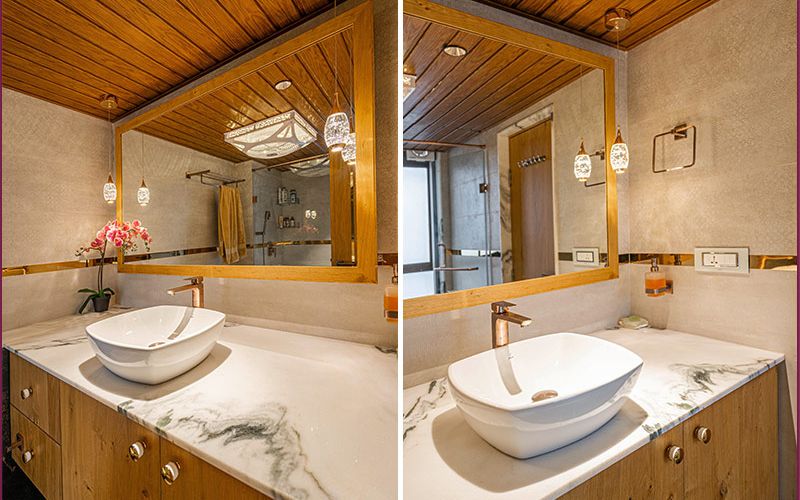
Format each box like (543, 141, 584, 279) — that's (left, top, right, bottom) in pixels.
(403, 0, 618, 318)
(114, 2, 377, 283)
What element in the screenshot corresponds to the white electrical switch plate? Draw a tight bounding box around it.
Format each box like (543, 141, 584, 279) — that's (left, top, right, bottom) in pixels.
(573, 247, 600, 267)
(694, 247, 749, 274)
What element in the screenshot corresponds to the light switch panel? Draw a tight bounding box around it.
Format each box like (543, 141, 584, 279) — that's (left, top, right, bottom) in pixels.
(694, 247, 749, 274)
(572, 247, 600, 267)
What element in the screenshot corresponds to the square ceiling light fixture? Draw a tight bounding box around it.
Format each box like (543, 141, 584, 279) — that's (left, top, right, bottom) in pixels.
(224, 111, 316, 159)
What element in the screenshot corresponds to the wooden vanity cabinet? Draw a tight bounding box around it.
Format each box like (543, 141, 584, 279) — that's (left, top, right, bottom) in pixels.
(9, 352, 270, 500)
(60, 382, 161, 500)
(160, 439, 269, 500)
(561, 368, 777, 499)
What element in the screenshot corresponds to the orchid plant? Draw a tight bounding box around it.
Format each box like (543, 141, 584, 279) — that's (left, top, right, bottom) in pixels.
(75, 220, 152, 313)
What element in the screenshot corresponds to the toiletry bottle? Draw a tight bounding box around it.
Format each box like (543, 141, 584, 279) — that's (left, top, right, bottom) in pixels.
(645, 257, 667, 297)
(384, 265, 398, 322)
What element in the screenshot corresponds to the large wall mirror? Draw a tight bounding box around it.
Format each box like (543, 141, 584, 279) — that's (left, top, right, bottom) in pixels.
(403, 0, 618, 317)
(115, 3, 376, 283)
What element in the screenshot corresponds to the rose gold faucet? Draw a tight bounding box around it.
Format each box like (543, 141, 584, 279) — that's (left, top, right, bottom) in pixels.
(491, 301, 532, 348)
(167, 277, 204, 308)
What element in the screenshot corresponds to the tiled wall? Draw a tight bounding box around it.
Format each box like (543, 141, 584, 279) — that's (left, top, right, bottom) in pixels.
(2, 89, 119, 329)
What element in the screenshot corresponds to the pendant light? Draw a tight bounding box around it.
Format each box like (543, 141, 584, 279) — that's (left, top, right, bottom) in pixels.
(324, 0, 350, 152)
(573, 68, 591, 182)
(137, 133, 150, 206)
(100, 95, 118, 204)
(342, 132, 356, 165)
(605, 9, 631, 174)
(574, 139, 592, 182)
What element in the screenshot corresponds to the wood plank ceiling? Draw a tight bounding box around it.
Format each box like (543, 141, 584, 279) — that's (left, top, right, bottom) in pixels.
(471, 0, 720, 50)
(1, 0, 332, 121)
(403, 0, 719, 146)
(403, 16, 587, 146)
(140, 31, 353, 166)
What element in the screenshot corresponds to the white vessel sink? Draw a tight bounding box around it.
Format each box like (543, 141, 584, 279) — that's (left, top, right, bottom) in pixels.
(447, 332, 643, 459)
(86, 306, 225, 384)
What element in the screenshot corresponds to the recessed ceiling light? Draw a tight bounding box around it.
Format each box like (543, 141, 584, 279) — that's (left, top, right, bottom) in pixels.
(274, 80, 292, 91)
(443, 45, 467, 57)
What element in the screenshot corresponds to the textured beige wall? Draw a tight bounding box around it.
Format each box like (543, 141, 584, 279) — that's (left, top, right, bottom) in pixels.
(2, 89, 119, 327)
(121, 130, 251, 255)
(626, 0, 796, 254)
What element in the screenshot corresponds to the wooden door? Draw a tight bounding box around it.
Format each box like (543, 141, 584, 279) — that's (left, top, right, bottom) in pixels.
(329, 152, 354, 265)
(560, 423, 685, 499)
(509, 120, 555, 280)
(159, 439, 269, 499)
(61, 383, 161, 500)
(683, 368, 777, 499)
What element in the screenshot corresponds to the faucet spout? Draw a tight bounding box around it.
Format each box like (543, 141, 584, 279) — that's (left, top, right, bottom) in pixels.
(491, 301, 532, 348)
(166, 277, 204, 308)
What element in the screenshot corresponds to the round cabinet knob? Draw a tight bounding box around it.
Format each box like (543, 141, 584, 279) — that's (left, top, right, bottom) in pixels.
(21, 450, 34, 464)
(694, 426, 712, 444)
(128, 441, 146, 462)
(20, 387, 33, 400)
(161, 461, 180, 485)
(666, 445, 684, 464)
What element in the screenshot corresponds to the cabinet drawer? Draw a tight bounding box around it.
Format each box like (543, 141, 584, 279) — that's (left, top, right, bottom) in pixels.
(160, 439, 270, 499)
(10, 352, 61, 442)
(11, 406, 63, 500)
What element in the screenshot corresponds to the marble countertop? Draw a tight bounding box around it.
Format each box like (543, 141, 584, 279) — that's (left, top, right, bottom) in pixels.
(403, 328, 784, 499)
(4, 308, 397, 500)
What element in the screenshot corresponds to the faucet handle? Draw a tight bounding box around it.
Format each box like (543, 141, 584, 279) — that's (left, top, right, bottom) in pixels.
(184, 276, 203, 284)
(491, 301, 516, 313)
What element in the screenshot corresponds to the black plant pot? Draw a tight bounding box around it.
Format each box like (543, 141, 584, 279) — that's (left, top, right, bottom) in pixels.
(92, 295, 111, 312)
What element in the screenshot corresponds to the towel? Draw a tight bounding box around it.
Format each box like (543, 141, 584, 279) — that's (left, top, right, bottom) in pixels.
(217, 185, 247, 264)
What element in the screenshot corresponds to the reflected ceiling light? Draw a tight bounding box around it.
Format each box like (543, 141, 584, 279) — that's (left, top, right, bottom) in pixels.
(403, 73, 417, 101)
(324, 92, 350, 152)
(100, 94, 118, 204)
(574, 139, 592, 182)
(137, 178, 150, 207)
(342, 132, 356, 165)
(609, 127, 629, 174)
(274, 80, 292, 91)
(137, 132, 150, 206)
(443, 45, 467, 57)
(224, 110, 316, 159)
(289, 157, 330, 177)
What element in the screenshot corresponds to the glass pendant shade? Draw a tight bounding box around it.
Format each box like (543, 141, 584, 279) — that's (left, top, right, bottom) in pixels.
(103, 174, 117, 204)
(224, 110, 316, 159)
(137, 178, 150, 207)
(324, 93, 350, 152)
(573, 140, 592, 182)
(609, 127, 629, 173)
(342, 132, 356, 165)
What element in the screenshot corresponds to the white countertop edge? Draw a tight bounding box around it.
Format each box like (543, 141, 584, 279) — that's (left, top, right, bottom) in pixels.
(544, 357, 783, 499)
(5, 343, 283, 498)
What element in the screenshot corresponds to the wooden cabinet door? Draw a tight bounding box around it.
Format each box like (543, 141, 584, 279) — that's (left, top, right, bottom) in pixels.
(61, 383, 161, 500)
(159, 439, 270, 500)
(683, 368, 777, 499)
(10, 353, 61, 442)
(560, 423, 685, 499)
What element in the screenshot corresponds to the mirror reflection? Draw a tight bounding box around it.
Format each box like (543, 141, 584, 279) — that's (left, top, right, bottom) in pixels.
(403, 16, 608, 299)
(122, 28, 356, 267)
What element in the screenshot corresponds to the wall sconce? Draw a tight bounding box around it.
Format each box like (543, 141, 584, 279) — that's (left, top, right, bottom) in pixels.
(580, 148, 606, 188)
(652, 123, 697, 173)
